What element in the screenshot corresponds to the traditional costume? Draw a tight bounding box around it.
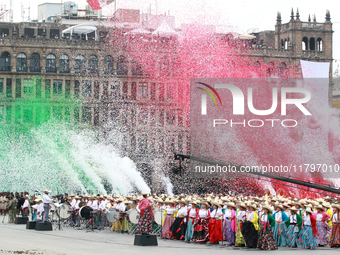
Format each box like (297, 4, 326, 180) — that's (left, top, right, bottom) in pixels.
(161, 206, 176, 239)
(209, 203, 223, 243)
(191, 204, 210, 243)
(330, 205, 340, 247)
(235, 204, 247, 247)
(272, 207, 288, 246)
(136, 192, 154, 234)
(285, 207, 302, 248)
(313, 207, 330, 246)
(185, 204, 198, 241)
(299, 208, 318, 249)
(257, 206, 277, 250)
(169, 202, 187, 240)
(223, 202, 236, 245)
(241, 205, 259, 248)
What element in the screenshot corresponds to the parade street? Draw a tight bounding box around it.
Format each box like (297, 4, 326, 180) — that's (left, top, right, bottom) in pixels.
(0, 216, 338, 255)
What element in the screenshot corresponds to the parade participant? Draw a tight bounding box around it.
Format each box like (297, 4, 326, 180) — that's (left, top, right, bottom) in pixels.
(283, 203, 291, 218)
(241, 203, 259, 248)
(21, 195, 30, 217)
(235, 202, 247, 247)
(209, 201, 223, 244)
(285, 206, 302, 248)
(330, 204, 340, 247)
(185, 200, 199, 242)
(31, 198, 39, 221)
(42, 189, 53, 222)
(257, 204, 277, 250)
(136, 191, 154, 235)
(191, 201, 210, 243)
(98, 196, 107, 230)
(272, 203, 288, 246)
(293, 201, 304, 218)
(223, 202, 237, 245)
(120, 199, 129, 233)
(300, 207, 318, 249)
(313, 205, 330, 246)
(161, 200, 176, 239)
(36, 197, 44, 222)
(169, 200, 188, 240)
(73, 196, 81, 227)
(323, 202, 333, 229)
(7, 195, 16, 223)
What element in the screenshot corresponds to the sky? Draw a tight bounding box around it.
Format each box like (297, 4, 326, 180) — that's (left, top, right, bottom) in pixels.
(3, 0, 340, 73)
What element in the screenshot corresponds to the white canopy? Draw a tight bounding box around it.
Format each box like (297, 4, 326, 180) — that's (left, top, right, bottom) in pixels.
(125, 27, 151, 35)
(152, 20, 177, 37)
(235, 34, 256, 40)
(62, 24, 98, 40)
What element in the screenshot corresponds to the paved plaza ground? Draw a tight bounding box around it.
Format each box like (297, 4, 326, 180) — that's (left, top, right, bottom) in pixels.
(0, 215, 339, 255)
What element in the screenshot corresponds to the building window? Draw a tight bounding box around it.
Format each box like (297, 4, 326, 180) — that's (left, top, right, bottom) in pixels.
(15, 79, 21, 98)
(82, 107, 91, 123)
(138, 83, 148, 99)
(75, 55, 85, 74)
(102, 81, 108, 100)
(302, 37, 308, 51)
(36, 79, 42, 98)
(278, 62, 287, 77)
(138, 134, 147, 154)
(23, 79, 33, 95)
(166, 110, 175, 125)
(17, 53, 27, 72)
(50, 29, 60, 39)
(317, 38, 322, 51)
(111, 81, 120, 99)
(138, 108, 148, 125)
(0, 52, 11, 71)
(94, 81, 99, 99)
(0, 105, 3, 122)
(65, 80, 71, 99)
(74, 80, 80, 98)
(46, 54, 56, 73)
(30, 53, 40, 72)
(45, 79, 51, 98)
(53, 80, 63, 95)
(310, 37, 315, 51)
(104, 55, 114, 74)
(0, 78, 3, 94)
(117, 55, 127, 76)
(132, 58, 143, 75)
(82, 80, 92, 97)
(6, 78, 12, 98)
(88, 55, 98, 74)
(131, 82, 137, 100)
(59, 54, 70, 73)
(159, 83, 165, 101)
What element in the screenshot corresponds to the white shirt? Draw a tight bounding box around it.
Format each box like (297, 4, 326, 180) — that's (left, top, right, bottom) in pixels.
(247, 211, 255, 221)
(87, 200, 92, 207)
(166, 208, 176, 214)
(275, 212, 282, 221)
(316, 213, 323, 221)
(261, 214, 268, 222)
(188, 208, 197, 218)
(22, 199, 29, 208)
(285, 211, 291, 218)
(70, 198, 76, 207)
(37, 202, 44, 215)
(74, 200, 80, 210)
(333, 213, 339, 223)
(91, 200, 98, 210)
(99, 201, 106, 211)
(237, 210, 247, 222)
(290, 214, 297, 223)
(211, 208, 223, 219)
(224, 209, 232, 218)
(199, 209, 209, 218)
(43, 194, 53, 204)
(118, 202, 126, 212)
(177, 206, 187, 217)
(303, 214, 311, 226)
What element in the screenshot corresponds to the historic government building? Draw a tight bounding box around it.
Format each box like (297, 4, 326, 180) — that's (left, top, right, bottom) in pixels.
(0, 8, 334, 185)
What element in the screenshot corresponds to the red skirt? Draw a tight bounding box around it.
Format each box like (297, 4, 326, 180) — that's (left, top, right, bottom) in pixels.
(209, 219, 222, 243)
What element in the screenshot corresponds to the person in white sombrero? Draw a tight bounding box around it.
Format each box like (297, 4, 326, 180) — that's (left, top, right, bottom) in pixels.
(286, 206, 302, 248)
(223, 202, 237, 245)
(330, 204, 340, 247)
(136, 191, 154, 235)
(313, 204, 330, 246)
(241, 203, 259, 248)
(300, 207, 317, 249)
(272, 203, 288, 246)
(258, 204, 277, 250)
(42, 189, 52, 222)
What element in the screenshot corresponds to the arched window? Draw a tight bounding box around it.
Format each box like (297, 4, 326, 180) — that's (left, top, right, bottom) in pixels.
(281, 39, 284, 49)
(104, 55, 113, 74)
(17, 53, 27, 72)
(46, 54, 56, 73)
(284, 39, 288, 50)
(317, 38, 322, 51)
(302, 37, 308, 51)
(310, 37, 315, 50)
(117, 55, 127, 76)
(30, 53, 40, 72)
(132, 58, 143, 76)
(75, 55, 85, 74)
(267, 62, 275, 77)
(59, 54, 69, 73)
(88, 55, 98, 74)
(0, 52, 11, 71)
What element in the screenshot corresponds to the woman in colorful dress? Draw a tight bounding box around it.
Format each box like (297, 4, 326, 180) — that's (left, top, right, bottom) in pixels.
(313, 204, 330, 246)
(209, 201, 223, 244)
(241, 203, 259, 248)
(257, 204, 277, 250)
(185, 200, 199, 242)
(135, 191, 154, 235)
(300, 207, 318, 249)
(161, 200, 176, 239)
(272, 203, 288, 246)
(168, 200, 187, 240)
(235, 202, 247, 247)
(285, 206, 302, 248)
(223, 202, 237, 245)
(191, 201, 211, 243)
(330, 204, 340, 247)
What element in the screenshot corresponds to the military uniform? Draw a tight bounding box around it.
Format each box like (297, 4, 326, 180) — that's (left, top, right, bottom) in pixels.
(8, 198, 17, 223)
